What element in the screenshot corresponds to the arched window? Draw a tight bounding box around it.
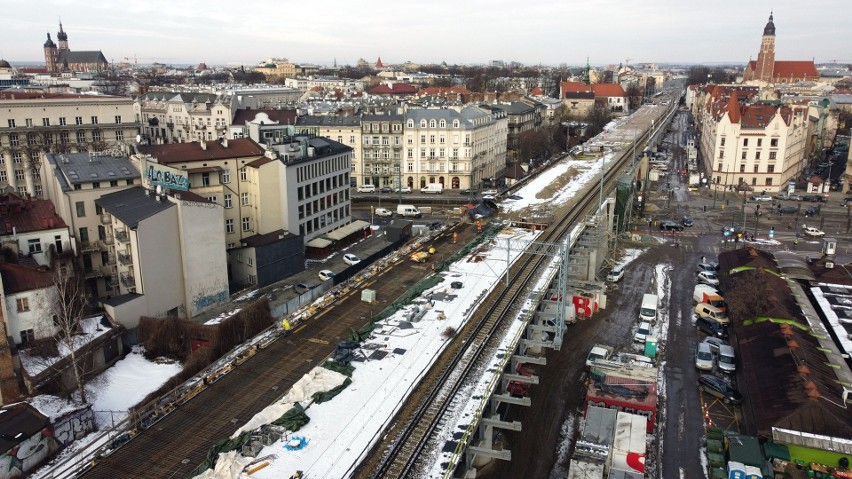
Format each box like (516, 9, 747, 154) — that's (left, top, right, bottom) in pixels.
(453, 120, 460, 128)
(439, 120, 446, 128)
(407, 120, 414, 128)
(429, 120, 436, 128)
(420, 120, 427, 128)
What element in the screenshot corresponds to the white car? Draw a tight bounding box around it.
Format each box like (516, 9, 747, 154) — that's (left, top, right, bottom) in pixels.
(606, 266, 624, 282)
(482, 195, 496, 201)
(356, 185, 376, 193)
(802, 226, 825, 237)
(482, 189, 499, 196)
(634, 321, 652, 343)
(394, 186, 412, 194)
(343, 253, 361, 266)
(318, 270, 335, 281)
(695, 342, 715, 371)
(697, 271, 720, 286)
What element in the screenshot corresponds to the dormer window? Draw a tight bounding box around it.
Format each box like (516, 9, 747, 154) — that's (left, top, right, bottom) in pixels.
(429, 120, 436, 128)
(420, 120, 427, 128)
(453, 120, 460, 128)
(439, 120, 446, 128)
(407, 120, 414, 128)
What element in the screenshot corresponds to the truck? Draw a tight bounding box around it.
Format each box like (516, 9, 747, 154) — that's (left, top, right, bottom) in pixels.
(586, 344, 614, 368)
(409, 251, 429, 263)
(397, 204, 421, 218)
(420, 183, 444, 194)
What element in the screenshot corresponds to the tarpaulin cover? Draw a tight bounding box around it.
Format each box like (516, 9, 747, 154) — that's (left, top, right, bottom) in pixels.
(271, 403, 310, 430)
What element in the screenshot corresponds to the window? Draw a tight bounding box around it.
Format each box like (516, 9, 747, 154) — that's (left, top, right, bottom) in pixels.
(222, 169, 230, 183)
(60, 131, 70, 144)
(248, 274, 256, 285)
(753, 165, 759, 173)
(112, 115, 121, 124)
(757, 138, 762, 147)
(42, 118, 50, 126)
(27, 239, 42, 254)
(20, 329, 35, 345)
(109, 180, 117, 187)
(25, 119, 32, 127)
(242, 217, 251, 231)
(92, 131, 102, 142)
(225, 219, 234, 233)
(769, 152, 777, 160)
(765, 178, 773, 186)
(720, 137, 726, 146)
(15, 170, 24, 181)
(9, 133, 18, 146)
(90, 116, 99, 125)
(755, 151, 760, 160)
(741, 151, 747, 160)
(247, 257, 253, 266)
(739, 164, 745, 173)
(240, 169, 247, 181)
(751, 177, 757, 186)
(115, 131, 124, 141)
(76, 201, 86, 217)
(206, 195, 216, 202)
(767, 165, 775, 173)
(201, 172, 210, 187)
(74, 116, 82, 125)
(92, 182, 100, 189)
(241, 192, 249, 205)
(770, 138, 778, 147)
(77, 131, 86, 143)
(7, 119, 15, 128)
(12, 152, 22, 164)
(16, 186, 26, 196)
(59, 117, 66, 126)
(743, 138, 748, 146)
(16, 297, 29, 312)
(0, 171, 6, 182)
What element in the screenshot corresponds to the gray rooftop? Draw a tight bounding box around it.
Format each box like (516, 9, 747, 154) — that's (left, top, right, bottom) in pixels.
(492, 102, 536, 115)
(45, 151, 139, 192)
(95, 187, 173, 229)
(296, 115, 361, 127)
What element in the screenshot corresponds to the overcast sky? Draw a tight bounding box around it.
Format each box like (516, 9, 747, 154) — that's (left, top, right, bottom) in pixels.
(1, 0, 849, 67)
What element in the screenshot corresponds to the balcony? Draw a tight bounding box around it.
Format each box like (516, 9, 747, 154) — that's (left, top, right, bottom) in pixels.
(103, 254, 116, 267)
(117, 252, 133, 265)
(84, 267, 104, 279)
(115, 229, 129, 243)
(80, 241, 99, 253)
(100, 214, 112, 225)
(119, 273, 135, 288)
(102, 235, 114, 246)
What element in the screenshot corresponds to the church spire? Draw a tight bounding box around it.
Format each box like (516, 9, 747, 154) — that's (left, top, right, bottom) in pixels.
(581, 56, 591, 85)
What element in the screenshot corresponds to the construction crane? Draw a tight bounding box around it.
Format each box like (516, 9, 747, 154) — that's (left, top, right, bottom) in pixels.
(123, 55, 164, 65)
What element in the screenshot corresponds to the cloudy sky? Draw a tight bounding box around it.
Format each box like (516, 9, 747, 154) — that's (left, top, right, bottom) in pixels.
(0, 0, 849, 67)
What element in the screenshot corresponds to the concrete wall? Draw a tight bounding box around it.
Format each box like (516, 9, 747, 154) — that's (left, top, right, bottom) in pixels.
(175, 198, 229, 317)
(255, 235, 304, 287)
(136, 208, 184, 317)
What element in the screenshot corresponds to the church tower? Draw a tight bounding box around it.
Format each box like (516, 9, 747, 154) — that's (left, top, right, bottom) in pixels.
(57, 22, 69, 51)
(43, 32, 58, 73)
(754, 12, 776, 82)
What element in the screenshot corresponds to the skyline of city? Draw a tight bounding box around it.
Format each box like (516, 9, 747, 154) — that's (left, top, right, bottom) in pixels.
(1, 0, 850, 67)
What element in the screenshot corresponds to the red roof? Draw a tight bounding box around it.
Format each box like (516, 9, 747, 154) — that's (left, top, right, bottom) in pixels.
(231, 109, 297, 126)
(246, 157, 275, 168)
(529, 87, 544, 96)
(418, 86, 471, 97)
(368, 83, 418, 95)
(560, 81, 592, 94)
(138, 138, 265, 164)
(375, 56, 384, 68)
(0, 193, 66, 235)
(772, 61, 819, 81)
(727, 91, 741, 123)
(740, 105, 779, 128)
(17, 67, 48, 74)
(590, 83, 627, 97)
(0, 263, 53, 294)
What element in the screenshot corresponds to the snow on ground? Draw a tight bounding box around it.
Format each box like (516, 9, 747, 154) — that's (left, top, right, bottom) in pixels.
(29, 346, 182, 430)
(548, 412, 578, 479)
(232, 228, 541, 479)
(614, 248, 647, 269)
(204, 308, 242, 326)
(500, 155, 610, 213)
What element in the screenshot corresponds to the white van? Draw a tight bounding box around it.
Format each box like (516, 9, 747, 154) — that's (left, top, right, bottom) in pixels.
(421, 183, 444, 194)
(693, 284, 720, 303)
(396, 204, 421, 218)
(639, 293, 658, 322)
(357, 184, 376, 193)
(375, 207, 393, 218)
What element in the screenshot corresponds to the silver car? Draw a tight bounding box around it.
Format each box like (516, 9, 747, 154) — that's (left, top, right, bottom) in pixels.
(695, 342, 714, 371)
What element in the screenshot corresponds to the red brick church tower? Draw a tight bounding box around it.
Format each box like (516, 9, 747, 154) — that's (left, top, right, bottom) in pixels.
(753, 13, 776, 82)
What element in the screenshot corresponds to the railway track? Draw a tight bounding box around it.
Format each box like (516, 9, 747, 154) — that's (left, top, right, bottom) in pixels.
(353, 112, 666, 479)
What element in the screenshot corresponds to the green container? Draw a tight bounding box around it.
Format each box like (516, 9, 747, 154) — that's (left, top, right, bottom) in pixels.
(708, 452, 725, 468)
(707, 427, 725, 441)
(707, 439, 724, 454)
(710, 467, 727, 479)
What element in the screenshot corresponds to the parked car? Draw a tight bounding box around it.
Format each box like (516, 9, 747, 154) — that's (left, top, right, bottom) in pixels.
(294, 282, 314, 294)
(482, 195, 496, 201)
(804, 206, 820, 217)
(802, 226, 825, 237)
(586, 344, 614, 368)
(394, 186, 413, 194)
(842, 197, 852, 207)
(606, 265, 625, 283)
(375, 207, 393, 218)
(775, 193, 802, 201)
(660, 220, 684, 231)
(356, 184, 376, 193)
(682, 216, 694, 227)
(459, 188, 476, 195)
(717, 344, 737, 374)
(696, 263, 715, 274)
(482, 189, 499, 196)
(696, 316, 728, 339)
(750, 193, 772, 202)
(318, 270, 335, 282)
(697, 271, 720, 286)
(700, 337, 730, 355)
(634, 321, 653, 343)
(343, 253, 361, 265)
(697, 374, 743, 404)
(778, 205, 798, 215)
(695, 303, 729, 325)
(695, 341, 715, 371)
(507, 194, 523, 200)
(379, 186, 393, 193)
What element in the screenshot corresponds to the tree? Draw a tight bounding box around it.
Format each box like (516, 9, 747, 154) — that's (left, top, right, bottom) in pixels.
(43, 261, 92, 403)
(583, 104, 614, 139)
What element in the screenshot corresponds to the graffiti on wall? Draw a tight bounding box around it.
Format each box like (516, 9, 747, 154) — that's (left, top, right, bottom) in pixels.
(146, 164, 189, 192)
(0, 428, 58, 479)
(53, 407, 96, 448)
(193, 289, 228, 311)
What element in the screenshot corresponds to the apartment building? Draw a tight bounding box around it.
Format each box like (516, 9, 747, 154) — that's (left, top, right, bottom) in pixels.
(491, 101, 539, 163)
(295, 116, 362, 186)
(699, 91, 810, 193)
(360, 112, 404, 188)
(403, 106, 507, 190)
(0, 92, 138, 198)
(39, 151, 140, 298)
(96, 187, 228, 326)
(135, 92, 234, 144)
(0, 192, 73, 267)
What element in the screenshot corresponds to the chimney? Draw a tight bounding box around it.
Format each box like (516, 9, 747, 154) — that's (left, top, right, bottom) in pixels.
(222, 138, 229, 148)
(200, 141, 207, 151)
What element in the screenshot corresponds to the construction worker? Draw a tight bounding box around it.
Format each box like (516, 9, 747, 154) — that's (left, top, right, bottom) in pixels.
(453, 232, 458, 244)
(477, 221, 482, 233)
